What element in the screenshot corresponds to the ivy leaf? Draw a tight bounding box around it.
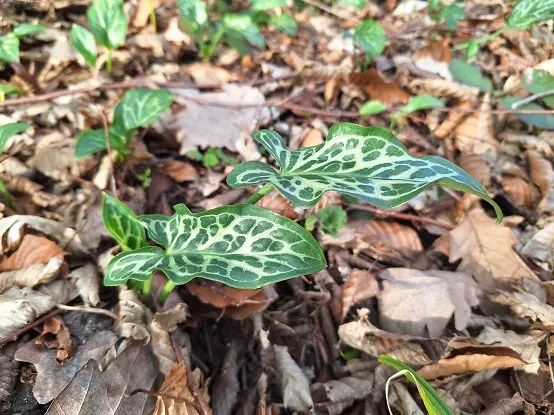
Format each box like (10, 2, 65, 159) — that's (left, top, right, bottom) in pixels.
(0, 33, 20, 63)
(102, 193, 147, 251)
(114, 88, 173, 130)
(227, 123, 503, 222)
(252, 0, 287, 11)
(104, 204, 326, 288)
(223, 14, 266, 49)
(502, 97, 554, 130)
(0, 122, 30, 153)
(449, 59, 492, 92)
(177, 0, 208, 27)
(359, 100, 386, 116)
(13, 23, 46, 38)
(507, 0, 554, 30)
(87, 0, 127, 50)
(353, 19, 386, 59)
(70, 24, 98, 67)
(269, 14, 298, 36)
(522, 70, 554, 109)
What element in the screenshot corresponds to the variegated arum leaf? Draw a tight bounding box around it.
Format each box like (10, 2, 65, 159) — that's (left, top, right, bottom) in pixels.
(0, 122, 30, 153)
(104, 204, 326, 288)
(507, 0, 554, 30)
(102, 193, 147, 251)
(113, 88, 174, 130)
(227, 123, 503, 221)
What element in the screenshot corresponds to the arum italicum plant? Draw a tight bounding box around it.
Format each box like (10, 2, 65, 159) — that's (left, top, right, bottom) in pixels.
(102, 122, 502, 303)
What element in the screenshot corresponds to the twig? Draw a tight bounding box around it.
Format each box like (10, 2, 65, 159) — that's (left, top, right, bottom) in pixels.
(56, 304, 119, 321)
(511, 89, 554, 109)
(0, 309, 63, 346)
(348, 204, 454, 230)
(100, 110, 118, 199)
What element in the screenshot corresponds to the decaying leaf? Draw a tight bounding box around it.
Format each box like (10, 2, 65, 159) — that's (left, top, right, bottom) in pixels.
(0, 352, 17, 403)
(0, 234, 67, 272)
(410, 79, 478, 102)
(455, 95, 499, 156)
(0, 258, 64, 294)
(378, 268, 481, 337)
(521, 222, 554, 265)
(68, 264, 100, 307)
(528, 150, 554, 213)
(502, 176, 540, 208)
(35, 316, 75, 364)
(433, 101, 473, 139)
(349, 69, 409, 105)
(162, 160, 199, 182)
(341, 269, 379, 320)
(311, 372, 374, 415)
(449, 209, 537, 290)
(118, 286, 152, 342)
(152, 303, 189, 333)
(459, 153, 491, 187)
(274, 345, 314, 413)
(153, 361, 200, 415)
(412, 38, 452, 80)
(492, 290, 554, 330)
(257, 192, 299, 220)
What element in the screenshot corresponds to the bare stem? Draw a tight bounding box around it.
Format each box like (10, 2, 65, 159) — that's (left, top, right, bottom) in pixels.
(158, 280, 176, 304)
(245, 183, 275, 205)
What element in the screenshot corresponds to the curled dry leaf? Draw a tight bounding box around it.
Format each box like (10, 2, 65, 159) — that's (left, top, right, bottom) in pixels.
(449, 209, 537, 290)
(499, 132, 554, 159)
(0, 352, 17, 403)
(274, 345, 314, 413)
(152, 303, 189, 333)
(492, 290, 554, 330)
(378, 268, 481, 337)
(118, 286, 152, 342)
(300, 128, 324, 148)
(348, 69, 409, 106)
(455, 94, 499, 156)
(521, 222, 554, 265)
(311, 372, 374, 415)
(412, 38, 452, 79)
(0, 234, 67, 272)
(528, 150, 554, 213)
(459, 153, 491, 187)
(36, 316, 75, 364)
(502, 176, 540, 208)
(0, 258, 64, 294)
(162, 160, 199, 182)
(153, 361, 201, 415)
(341, 269, 379, 320)
(410, 79, 478, 102)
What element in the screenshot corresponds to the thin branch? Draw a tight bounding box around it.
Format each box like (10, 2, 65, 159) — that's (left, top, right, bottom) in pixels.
(511, 89, 554, 109)
(56, 304, 119, 321)
(0, 309, 63, 346)
(100, 110, 118, 199)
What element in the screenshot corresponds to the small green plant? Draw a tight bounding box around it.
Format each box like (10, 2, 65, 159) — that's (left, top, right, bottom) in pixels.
(429, 1, 464, 30)
(304, 206, 347, 235)
(186, 147, 239, 168)
(352, 19, 386, 64)
(0, 84, 24, 101)
(70, 0, 128, 72)
(0, 122, 31, 209)
(102, 123, 502, 304)
(390, 95, 444, 128)
(75, 88, 173, 159)
(177, 0, 297, 61)
(0, 23, 45, 64)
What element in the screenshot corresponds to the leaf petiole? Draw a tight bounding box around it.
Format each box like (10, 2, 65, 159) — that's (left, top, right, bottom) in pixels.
(159, 280, 176, 304)
(106, 48, 113, 73)
(452, 27, 506, 51)
(142, 276, 153, 302)
(245, 183, 275, 205)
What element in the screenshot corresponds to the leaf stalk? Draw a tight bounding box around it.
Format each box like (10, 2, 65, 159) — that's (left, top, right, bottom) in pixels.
(245, 183, 275, 205)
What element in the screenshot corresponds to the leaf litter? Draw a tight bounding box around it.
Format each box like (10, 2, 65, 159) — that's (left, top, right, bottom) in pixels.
(1, 0, 554, 413)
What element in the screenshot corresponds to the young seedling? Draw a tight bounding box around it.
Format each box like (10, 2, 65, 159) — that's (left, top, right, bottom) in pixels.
(102, 122, 502, 304)
(0, 122, 31, 209)
(70, 0, 128, 72)
(0, 23, 45, 64)
(352, 19, 386, 67)
(75, 88, 173, 159)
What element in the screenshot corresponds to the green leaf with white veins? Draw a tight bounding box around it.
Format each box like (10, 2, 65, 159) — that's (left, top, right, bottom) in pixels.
(87, 0, 127, 49)
(227, 123, 503, 221)
(507, 0, 554, 30)
(0, 122, 30, 153)
(104, 204, 326, 288)
(0, 33, 20, 63)
(102, 193, 146, 251)
(177, 0, 208, 26)
(223, 14, 265, 49)
(114, 88, 174, 130)
(70, 24, 98, 67)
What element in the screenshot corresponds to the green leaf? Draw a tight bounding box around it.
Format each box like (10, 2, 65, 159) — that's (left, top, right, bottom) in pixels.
(114, 88, 173, 130)
(502, 97, 554, 130)
(379, 355, 454, 415)
(465, 39, 479, 60)
(13, 23, 46, 37)
(227, 123, 503, 221)
(353, 19, 386, 59)
(0, 33, 20, 63)
(223, 14, 266, 49)
(391, 95, 444, 126)
(0, 122, 30, 153)
(102, 193, 147, 251)
(104, 204, 327, 288)
(507, 0, 554, 29)
(177, 0, 208, 27)
(252, 0, 287, 11)
(522, 70, 554, 109)
(304, 214, 318, 232)
(87, 0, 127, 49)
(0, 84, 24, 96)
(318, 206, 347, 235)
(438, 3, 464, 29)
(359, 100, 386, 116)
(449, 58, 492, 92)
(269, 14, 298, 36)
(340, 0, 365, 9)
(75, 129, 107, 157)
(0, 177, 15, 210)
(70, 24, 98, 67)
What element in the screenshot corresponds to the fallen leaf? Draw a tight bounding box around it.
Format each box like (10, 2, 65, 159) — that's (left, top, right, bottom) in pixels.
(510, 364, 553, 404)
(433, 101, 473, 139)
(300, 128, 324, 148)
(162, 160, 199, 182)
(274, 345, 314, 413)
(68, 264, 100, 307)
(492, 290, 554, 330)
(528, 150, 554, 213)
(153, 361, 200, 415)
(44, 341, 158, 414)
(211, 339, 242, 415)
(15, 330, 118, 404)
(500, 132, 554, 159)
(502, 176, 540, 208)
(341, 269, 379, 320)
(36, 316, 75, 364)
(118, 286, 151, 342)
(459, 153, 491, 187)
(0, 258, 64, 293)
(0, 234, 67, 272)
(455, 94, 499, 156)
(0, 352, 17, 403)
(152, 303, 189, 333)
(185, 62, 240, 85)
(132, 0, 162, 28)
(378, 268, 481, 337)
(449, 209, 537, 290)
(521, 222, 554, 265)
(412, 38, 452, 79)
(257, 192, 299, 220)
(311, 371, 373, 414)
(349, 69, 409, 106)
(410, 80, 478, 102)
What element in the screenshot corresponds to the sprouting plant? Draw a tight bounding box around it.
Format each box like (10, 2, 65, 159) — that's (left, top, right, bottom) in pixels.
(75, 88, 173, 159)
(304, 206, 347, 235)
(352, 19, 386, 65)
(186, 148, 239, 168)
(0, 23, 45, 64)
(390, 95, 444, 128)
(70, 0, 128, 72)
(102, 122, 502, 305)
(177, 0, 297, 61)
(0, 122, 31, 209)
(429, 1, 464, 31)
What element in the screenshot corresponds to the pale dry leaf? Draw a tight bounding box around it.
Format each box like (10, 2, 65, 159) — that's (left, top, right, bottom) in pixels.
(0, 287, 56, 338)
(0, 352, 17, 403)
(0, 258, 64, 294)
(521, 222, 554, 265)
(162, 160, 199, 182)
(257, 192, 300, 220)
(132, 0, 162, 27)
(410, 79, 478, 102)
(44, 341, 158, 414)
(184, 62, 240, 85)
(476, 327, 542, 373)
(378, 268, 481, 337)
(15, 330, 118, 404)
(341, 269, 379, 320)
(68, 264, 100, 307)
(311, 372, 373, 414)
(455, 94, 499, 156)
(274, 345, 314, 413)
(528, 150, 554, 213)
(412, 38, 452, 79)
(0, 215, 87, 256)
(301, 128, 324, 148)
(499, 132, 554, 159)
(502, 176, 540, 208)
(152, 303, 189, 333)
(388, 383, 426, 415)
(0, 234, 67, 272)
(449, 209, 537, 290)
(153, 361, 199, 415)
(433, 101, 473, 139)
(92, 154, 116, 191)
(459, 153, 491, 187)
(348, 70, 409, 106)
(118, 286, 152, 342)
(492, 290, 554, 330)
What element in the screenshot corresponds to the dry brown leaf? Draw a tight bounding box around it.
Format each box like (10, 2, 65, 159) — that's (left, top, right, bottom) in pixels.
(274, 345, 314, 413)
(0, 234, 67, 272)
(378, 268, 481, 337)
(152, 303, 189, 333)
(311, 372, 373, 414)
(132, 0, 162, 28)
(492, 290, 554, 330)
(433, 101, 473, 139)
(118, 286, 152, 342)
(67, 264, 100, 307)
(528, 150, 554, 213)
(412, 38, 452, 79)
(500, 132, 554, 159)
(0, 352, 17, 403)
(449, 209, 537, 290)
(257, 192, 299, 220)
(502, 176, 540, 208)
(348, 69, 409, 106)
(341, 269, 379, 320)
(36, 316, 75, 364)
(411, 80, 478, 102)
(184, 62, 240, 85)
(459, 153, 491, 187)
(0, 259, 64, 294)
(521, 222, 554, 265)
(153, 361, 200, 415)
(162, 160, 199, 182)
(300, 128, 324, 148)
(455, 94, 499, 155)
